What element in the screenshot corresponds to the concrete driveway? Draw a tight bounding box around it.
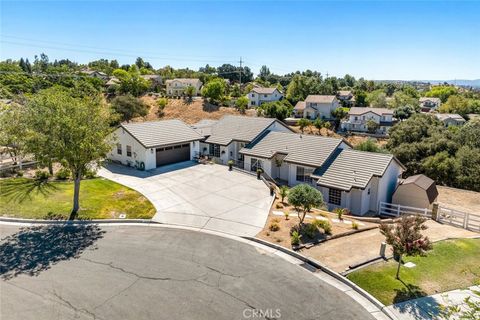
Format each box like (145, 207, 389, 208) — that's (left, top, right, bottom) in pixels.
(98, 162, 273, 236)
(0, 224, 375, 320)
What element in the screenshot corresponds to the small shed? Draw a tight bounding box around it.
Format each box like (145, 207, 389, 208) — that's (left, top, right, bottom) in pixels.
(392, 174, 439, 209)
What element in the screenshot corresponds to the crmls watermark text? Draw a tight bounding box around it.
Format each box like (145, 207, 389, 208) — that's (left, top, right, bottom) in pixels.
(242, 308, 281, 319)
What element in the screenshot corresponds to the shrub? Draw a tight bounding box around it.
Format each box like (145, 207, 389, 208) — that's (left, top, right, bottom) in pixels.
(269, 221, 280, 232)
(333, 207, 345, 220)
(351, 221, 359, 230)
(279, 185, 289, 203)
(35, 170, 50, 181)
(303, 223, 318, 238)
(16, 170, 24, 177)
(316, 220, 332, 235)
(291, 230, 302, 245)
(83, 168, 97, 179)
(284, 211, 289, 220)
(55, 167, 71, 180)
(275, 203, 283, 209)
(157, 97, 168, 109)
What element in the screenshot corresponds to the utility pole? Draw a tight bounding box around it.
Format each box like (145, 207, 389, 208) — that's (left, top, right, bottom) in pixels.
(239, 56, 243, 85)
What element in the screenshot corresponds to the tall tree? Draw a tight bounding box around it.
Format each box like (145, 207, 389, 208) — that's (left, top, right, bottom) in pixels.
(24, 87, 113, 219)
(111, 94, 148, 123)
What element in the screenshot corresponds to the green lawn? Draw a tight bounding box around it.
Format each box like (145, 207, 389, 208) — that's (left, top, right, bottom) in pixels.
(347, 239, 480, 305)
(0, 178, 156, 219)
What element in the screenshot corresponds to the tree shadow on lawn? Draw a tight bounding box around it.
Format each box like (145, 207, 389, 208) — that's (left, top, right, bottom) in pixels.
(0, 178, 59, 204)
(393, 279, 441, 320)
(0, 224, 105, 280)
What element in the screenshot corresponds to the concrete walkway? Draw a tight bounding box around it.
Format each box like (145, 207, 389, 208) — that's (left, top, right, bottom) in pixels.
(98, 162, 273, 236)
(300, 220, 478, 273)
(386, 285, 480, 320)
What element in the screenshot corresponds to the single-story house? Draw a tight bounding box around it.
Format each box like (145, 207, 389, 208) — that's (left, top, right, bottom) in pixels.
(434, 113, 466, 127)
(240, 131, 405, 215)
(392, 174, 438, 209)
(192, 115, 293, 165)
(81, 69, 109, 80)
(108, 120, 203, 170)
(247, 87, 283, 108)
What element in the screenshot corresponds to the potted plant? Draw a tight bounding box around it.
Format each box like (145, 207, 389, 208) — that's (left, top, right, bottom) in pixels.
(227, 160, 234, 171)
(256, 168, 263, 179)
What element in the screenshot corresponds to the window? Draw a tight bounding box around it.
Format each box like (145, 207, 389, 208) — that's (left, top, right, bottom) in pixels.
(367, 188, 371, 195)
(126, 145, 132, 157)
(251, 101, 256, 106)
(250, 158, 263, 172)
(362, 116, 365, 120)
(296, 166, 313, 183)
(209, 144, 220, 157)
(251, 94, 255, 97)
(328, 188, 342, 206)
(264, 94, 267, 98)
(117, 144, 122, 155)
(354, 116, 358, 121)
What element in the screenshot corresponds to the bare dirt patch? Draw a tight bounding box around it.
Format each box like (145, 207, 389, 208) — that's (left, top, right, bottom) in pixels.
(256, 197, 375, 250)
(437, 186, 480, 214)
(137, 96, 256, 124)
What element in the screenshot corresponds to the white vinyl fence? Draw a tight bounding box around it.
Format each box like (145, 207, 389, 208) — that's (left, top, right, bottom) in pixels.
(379, 202, 432, 218)
(379, 201, 480, 233)
(437, 206, 480, 233)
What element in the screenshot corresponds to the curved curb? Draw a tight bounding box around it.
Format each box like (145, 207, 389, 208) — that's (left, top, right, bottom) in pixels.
(0, 218, 394, 319)
(244, 236, 397, 320)
(0, 216, 156, 225)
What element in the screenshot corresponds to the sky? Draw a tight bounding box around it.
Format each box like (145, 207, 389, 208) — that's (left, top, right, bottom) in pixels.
(1, 1, 479, 80)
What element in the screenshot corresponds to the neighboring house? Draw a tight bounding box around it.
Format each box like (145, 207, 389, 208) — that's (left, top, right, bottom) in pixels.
(337, 90, 355, 107)
(165, 78, 202, 97)
(81, 69, 109, 80)
(419, 97, 441, 112)
(293, 101, 306, 118)
(247, 87, 283, 108)
(434, 113, 466, 127)
(108, 120, 203, 170)
(105, 76, 120, 88)
(240, 131, 405, 215)
(294, 95, 339, 120)
(341, 107, 395, 134)
(192, 115, 292, 165)
(141, 74, 162, 89)
(392, 174, 438, 209)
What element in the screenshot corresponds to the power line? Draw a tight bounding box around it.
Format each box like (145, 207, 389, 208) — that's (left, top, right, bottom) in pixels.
(0, 40, 238, 64)
(1, 34, 238, 60)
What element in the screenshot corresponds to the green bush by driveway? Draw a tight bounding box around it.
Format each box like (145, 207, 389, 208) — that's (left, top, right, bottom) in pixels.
(0, 178, 156, 219)
(347, 239, 480, 305)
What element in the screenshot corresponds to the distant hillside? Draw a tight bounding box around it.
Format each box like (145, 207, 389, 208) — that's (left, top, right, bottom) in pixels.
(422, 79, 480, 87)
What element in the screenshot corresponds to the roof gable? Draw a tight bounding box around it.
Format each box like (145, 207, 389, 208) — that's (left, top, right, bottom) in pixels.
(204, 116, 283, 145)
(312, 149, 399, 191)
(348, 107, 393, 116)
(305, 95, 337, 104)
(121, 119, 202, 148)
(240, 131, 343, 168)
